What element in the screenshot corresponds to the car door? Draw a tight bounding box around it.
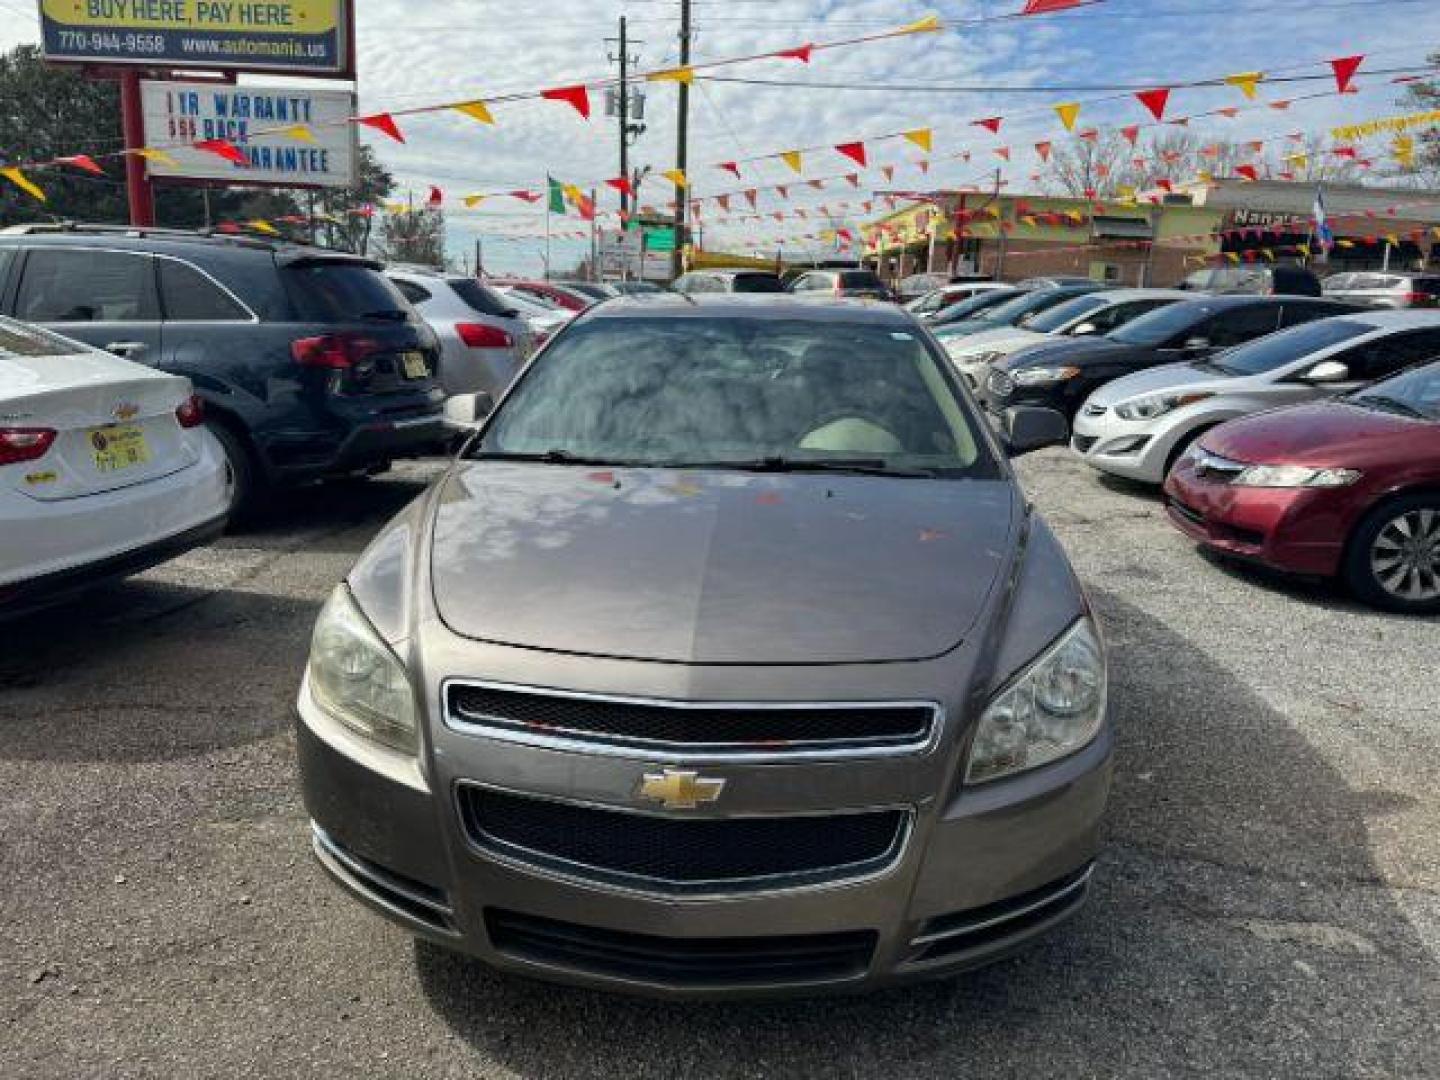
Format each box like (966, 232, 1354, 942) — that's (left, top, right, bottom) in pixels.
(11, 248, 162, 364)
(155, 255, 258, 399)
(1184, 303, 1284, 358)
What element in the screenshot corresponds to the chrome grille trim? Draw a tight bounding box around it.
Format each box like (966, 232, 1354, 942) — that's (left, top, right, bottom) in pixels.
(442, 679, 943, 762)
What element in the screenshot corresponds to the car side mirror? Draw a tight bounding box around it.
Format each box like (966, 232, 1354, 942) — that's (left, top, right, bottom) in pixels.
(444, 391, 494, 428)
(1301, 359, 1350, 384)
(1070, 321, 1098, 336)
(1002, 405, 1070, 457)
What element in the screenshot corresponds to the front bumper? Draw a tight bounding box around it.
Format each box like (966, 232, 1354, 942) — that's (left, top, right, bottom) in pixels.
(261, 409, 448, 483)
(1069, 407, 1182, 484)
(1163, 461, 1349, 576)
(297, 662, 1112, 998)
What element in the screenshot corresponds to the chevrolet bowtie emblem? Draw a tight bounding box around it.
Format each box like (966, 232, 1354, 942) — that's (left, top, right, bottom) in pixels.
(637, 768, 726, 810)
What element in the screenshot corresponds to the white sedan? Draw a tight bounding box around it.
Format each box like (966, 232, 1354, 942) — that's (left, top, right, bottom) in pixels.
(0, 318, 229, 617)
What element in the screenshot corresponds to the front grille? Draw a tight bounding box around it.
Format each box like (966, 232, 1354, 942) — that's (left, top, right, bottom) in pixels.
(445, 683, 936, 756)
(459, 787, 909, 894)
(486, 908, 877, 987)
(1071, 434, 1099, 454)
(987, 370, 1016, 398)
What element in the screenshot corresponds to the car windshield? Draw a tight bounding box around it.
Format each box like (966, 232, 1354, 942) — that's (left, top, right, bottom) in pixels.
(1026, 294, 1110, 333)
(1107, 300, 1216, 346)
(475, 315, 994, 477)
(930, 289, 1019, 325)
(1349, 361, 1440, 421)
(1211, 319, 1371, 376)
(981, 290, 1081, 326)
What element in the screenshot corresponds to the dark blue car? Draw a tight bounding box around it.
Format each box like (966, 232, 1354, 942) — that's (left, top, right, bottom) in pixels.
(0, 225, 447, 518)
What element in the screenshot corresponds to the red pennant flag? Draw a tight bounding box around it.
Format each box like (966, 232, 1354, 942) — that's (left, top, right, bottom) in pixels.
(427, 185, 443, 208)
(1079, 129, 1099, 143)
(772, 211, 784, 222)
(917, 160, 930, 174)
(836, 141, 867, 167)
(1156, 178, 1174, 192)
(743, 189, 758, 209)
(717, 194, 731, 211)
(995, 147, 1010, 161)
(1132, 157, 1147, 169)
(1269, 100, 1292, 110)
(1168, 118, 1189, 127)
(1096, 164, 1111, 178)
(1329, 55, 1364, 94)
(605, 176, 633, 196)
(1278, 171, 1295, 181)
(1136, 87, 1170, 121)
(776, 184, 789, 199)
(809, 178, 826, 190)
(1162, 151, 1182, 164)
(1120, 125, 1140, 146)
(776, 43, 813, 62)
(542, 85, 592, 119)
(1333, 146, 1358, 159)
(1035, 141, 1052, 162)
(576, 194, 596, 221)
(861, 200, 872, 213)
(718, 161, 741, 179)
(845, 173, 860, 188)
(1083, 186, 1097, 199)
(880, 165, 895, 181)
(55, 154, 105, 175)
(1235, 164, 1259, 181)
(194, 138, 248, 164)
(1218, 107, 1240, 119)
(1022, 0, 1084, 12)
(508, 190, 541, 203)
(974, 117, 1003, 134)
(358, 113, 405, 143)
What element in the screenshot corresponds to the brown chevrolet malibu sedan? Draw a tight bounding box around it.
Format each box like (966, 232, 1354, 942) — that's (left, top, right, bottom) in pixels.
(297, 295, 1111, 998)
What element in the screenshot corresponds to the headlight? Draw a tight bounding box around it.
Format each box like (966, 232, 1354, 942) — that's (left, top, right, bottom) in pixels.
(1114, 391, 1213, 421)
(307, 585, 418, 754)
(1230, 464, 1362, 488)
(1012, 365, 1081, 386)
(966, 619, 1106, 784)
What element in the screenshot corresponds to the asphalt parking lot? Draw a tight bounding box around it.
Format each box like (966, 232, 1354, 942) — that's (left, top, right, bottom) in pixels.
(3, 450, 1438, 1079)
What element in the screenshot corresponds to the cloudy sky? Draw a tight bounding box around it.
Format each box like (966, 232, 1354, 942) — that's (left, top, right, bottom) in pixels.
(5, 0, 1439, 273)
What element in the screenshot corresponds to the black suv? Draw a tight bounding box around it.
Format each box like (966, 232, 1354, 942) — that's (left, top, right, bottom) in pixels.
(0, 225, 446, 516)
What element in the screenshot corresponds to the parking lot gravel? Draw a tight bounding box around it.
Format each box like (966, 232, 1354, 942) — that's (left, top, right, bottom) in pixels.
(3, 451, 1438, 1079)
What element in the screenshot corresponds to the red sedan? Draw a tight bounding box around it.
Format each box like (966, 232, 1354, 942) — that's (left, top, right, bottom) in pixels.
(491, 280, 594, 313)
(1165, 359, 1440, 613)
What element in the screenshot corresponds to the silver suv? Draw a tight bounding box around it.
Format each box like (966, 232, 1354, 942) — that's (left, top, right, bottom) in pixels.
(296, 295, 1110, 997)
(1322, 271, 1440, 310)
(1071, 310, 1440, 483)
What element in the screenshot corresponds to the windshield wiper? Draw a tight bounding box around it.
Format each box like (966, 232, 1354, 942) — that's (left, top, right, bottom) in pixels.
(469, 449, 635, 466)
(657, 456, 939, 478)
(1347, 394, 1427, 419)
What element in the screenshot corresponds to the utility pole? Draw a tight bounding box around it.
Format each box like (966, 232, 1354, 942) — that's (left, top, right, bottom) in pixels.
(670, 0, 692, 280)
(474, 237, 483, 278)
(606, 17, 643, 218)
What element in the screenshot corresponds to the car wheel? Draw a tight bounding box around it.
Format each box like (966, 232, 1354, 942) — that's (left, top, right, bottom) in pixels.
(206, 420, 264, 525)
(1342, 495, 1440, 614)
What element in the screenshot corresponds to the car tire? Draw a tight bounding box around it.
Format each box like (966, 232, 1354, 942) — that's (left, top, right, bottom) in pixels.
(206, 419, 265, 526)
(1341, 494, 1440, 614)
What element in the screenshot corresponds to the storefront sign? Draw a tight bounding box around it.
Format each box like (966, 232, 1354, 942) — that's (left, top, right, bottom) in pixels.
(39, 0, 351, 75)
(140, 80, 356, 186)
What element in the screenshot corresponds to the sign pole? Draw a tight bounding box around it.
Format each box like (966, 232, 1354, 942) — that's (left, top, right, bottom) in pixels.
(120, 70, 155, 227)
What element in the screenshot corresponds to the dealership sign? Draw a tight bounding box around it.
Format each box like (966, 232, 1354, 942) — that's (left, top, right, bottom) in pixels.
(39, 0, 350, 75)
(140, 80, 356, 186)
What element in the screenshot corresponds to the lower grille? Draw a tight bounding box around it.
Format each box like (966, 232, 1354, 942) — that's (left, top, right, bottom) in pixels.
(909, 864, 1093, 963)
(1167, 497, 1207, 529)
(459, 787, 909, 895)
(486, 909, 877, 987)
(445, 682, 936, 757)
(987, 370, 1016, 398)
(1072, 434, 1099, 454)
(311, 824, 455, 935)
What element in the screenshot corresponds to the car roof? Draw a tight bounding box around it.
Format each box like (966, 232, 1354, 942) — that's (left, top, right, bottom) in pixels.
(1337, 309, 1440, 330)
(0, 224, 376, 267)
(582, 294, 915, 323)
(1089, 288, 1192, 303)
(690, 269, 782, 278)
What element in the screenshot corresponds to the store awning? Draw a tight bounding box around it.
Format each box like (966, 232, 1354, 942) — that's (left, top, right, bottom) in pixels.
(1092, 215, 1154, 240)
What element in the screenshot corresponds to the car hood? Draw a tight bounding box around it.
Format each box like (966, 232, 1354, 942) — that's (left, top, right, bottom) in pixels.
(1201, 400, 1439, 468)
(1087, 362, 1230, 406)
(946, 328, 1046, 357)
(429, 463, 1016, 664)
(935, 317, 1008, 339)
(998, 337, 1150, 372)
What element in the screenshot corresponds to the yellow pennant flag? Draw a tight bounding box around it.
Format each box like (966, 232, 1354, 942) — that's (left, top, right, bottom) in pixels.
(1384, 233, 1401, 247)
(1054, 102, 1081, 131)
(1224, 253, 1241, 264)
(1285, 153, 1309, 169)
(1225, 72, 1263, 100)
(648, 67, 694, 85)
(462, 194, 487, 208)
(903, 127, 933, 152)
(563, 183, 584, 205)
(134, 147, 178, 167)
(1116, 184, 1137, 204)
(1393, 135, 1416, 167)
(1, 166, 45, 202)
(1335, 238, 1355, 249)
(899, 13, 942, 34)
(662, 168, 687, 188)
(1196, 170, 1214, 183)
(1295, 244, 1311, 257)
(453, 101, 496, 125)
(1261, 248, 1275, 261)
(247, 219, 279, 235)
(780, 150, 803, 174)
(277, 125, 317, 143)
